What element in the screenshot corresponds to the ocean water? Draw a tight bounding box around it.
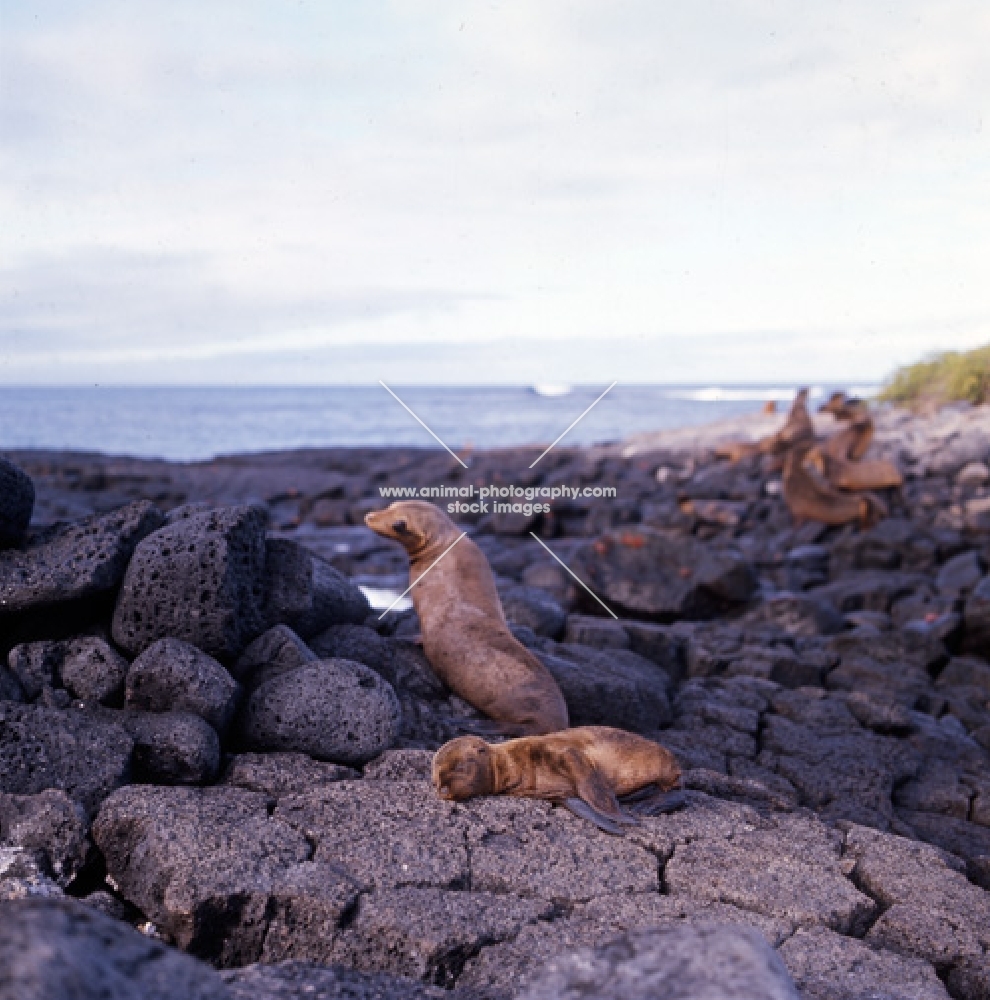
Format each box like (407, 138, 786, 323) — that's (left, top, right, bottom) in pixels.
(0, 384, 874, 461)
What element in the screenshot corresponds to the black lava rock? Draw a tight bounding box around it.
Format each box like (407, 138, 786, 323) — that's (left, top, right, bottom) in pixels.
(112, 504, 269, 659)
(0, 457, 34, 549)
(125, 637, 240, 735)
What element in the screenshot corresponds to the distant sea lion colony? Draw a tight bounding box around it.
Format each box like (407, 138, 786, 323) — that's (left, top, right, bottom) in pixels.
(720, 389, 904, 528)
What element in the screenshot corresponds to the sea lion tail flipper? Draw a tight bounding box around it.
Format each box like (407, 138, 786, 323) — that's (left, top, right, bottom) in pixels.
(561, 797, 632, 836)
(562, 750, 640, 830)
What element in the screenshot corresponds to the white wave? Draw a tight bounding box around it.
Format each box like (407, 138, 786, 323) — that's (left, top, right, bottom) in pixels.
(531, 383, 572, 397)
(664, 387, 806, 403)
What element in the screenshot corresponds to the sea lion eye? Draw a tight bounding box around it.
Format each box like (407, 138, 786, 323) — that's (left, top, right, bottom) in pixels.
(392, 519, 408, 534)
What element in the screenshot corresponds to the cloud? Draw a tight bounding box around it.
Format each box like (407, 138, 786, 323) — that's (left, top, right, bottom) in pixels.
(1, 1, 988, 384)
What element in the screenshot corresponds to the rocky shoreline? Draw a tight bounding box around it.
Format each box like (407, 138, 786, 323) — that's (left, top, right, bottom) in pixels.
(2, 402, 990, 999)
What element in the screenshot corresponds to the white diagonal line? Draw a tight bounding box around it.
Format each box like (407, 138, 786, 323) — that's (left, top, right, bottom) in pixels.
(379, 381, 469, 468)
(529, 381, 617, 468)
(378, 531, 468, 619)
(528, 532, 618, 619)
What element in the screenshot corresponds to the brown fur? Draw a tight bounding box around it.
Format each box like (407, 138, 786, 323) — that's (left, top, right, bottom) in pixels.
(717, 388, 815, 464)
(432, 726, 681, 827)
(783, 444, 887, 528)
(810, 448, 904, 490)
(365, 501, 569, 735)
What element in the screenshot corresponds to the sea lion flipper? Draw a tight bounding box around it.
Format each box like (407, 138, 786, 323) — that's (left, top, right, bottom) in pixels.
(561, 797, 630, 836)
(562, 750, 639, 828)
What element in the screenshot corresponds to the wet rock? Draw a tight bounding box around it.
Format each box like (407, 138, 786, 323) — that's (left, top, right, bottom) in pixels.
(0, 896, 232, 1000)
(809, 570, 928, 616)
(778, 925, 949, 1000)
(500, 584, 567, 639)
(0, 457, 34, 549)
(571, 529, 756, 621)
(123, 711, 221, 785)
(518, 923, 800, 1000)
(537, 644, 671, 731)
(112, 504, 268, 659)
(0, 789, 88, 885)
(0, 500, 164, 620)
(222, 752, 358, 798)
(93, 784, 359, 967)
(126, 637, 240, 734)
(0, 703, 132, 815)
(222, 961, 454, 1000)
(333, 887, 553, 987)
(938, 655, 990, 693)
(262, 538, 369, 639)
(240, 659, 400, 766)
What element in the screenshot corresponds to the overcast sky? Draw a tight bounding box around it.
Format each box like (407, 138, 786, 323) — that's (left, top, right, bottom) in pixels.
(2, 1, 988, 385)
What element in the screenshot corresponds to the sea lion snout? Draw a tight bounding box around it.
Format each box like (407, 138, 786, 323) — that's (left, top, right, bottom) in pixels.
(432, 736, 494, 801)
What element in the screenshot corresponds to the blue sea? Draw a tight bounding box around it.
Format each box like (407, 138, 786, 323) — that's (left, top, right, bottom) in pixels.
(0, 385, 875, 461)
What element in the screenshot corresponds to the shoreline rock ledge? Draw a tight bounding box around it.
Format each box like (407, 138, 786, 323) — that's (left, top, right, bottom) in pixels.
(3, 407, 990, 999)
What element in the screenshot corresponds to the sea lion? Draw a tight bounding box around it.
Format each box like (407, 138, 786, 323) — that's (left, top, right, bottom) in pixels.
(364, 501, 569, 736)
(432, 726, 685, 835)
(716, 388, 815, 464)
(783, 443, 887, 528)
(811, 448, 904, 491)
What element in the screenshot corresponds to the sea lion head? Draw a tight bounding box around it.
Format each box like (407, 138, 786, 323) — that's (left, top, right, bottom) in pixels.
(432, 735, 495, 801)
(364, 501, 458, 557)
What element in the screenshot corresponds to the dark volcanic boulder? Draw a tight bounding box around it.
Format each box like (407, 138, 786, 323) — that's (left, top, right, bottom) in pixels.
(263, 538, 370, 638)
(122, 710, 221, 785)
(537, 644, 672, 732)
(500, 584, 567, 639)
(60, 637, 129, 705)
(125, 637, 240, 734)
(0, 897, 231, 1000)
(571, 529, 756, 621)
(7, 637, 129, 706)
(0, 457, 34, 550)
(0, 500, 164, 621)
(0, 702, 132, 815)
(233, 624, 318, 688)
(239, 659, 401, 765)
(112, 504, 269, 659)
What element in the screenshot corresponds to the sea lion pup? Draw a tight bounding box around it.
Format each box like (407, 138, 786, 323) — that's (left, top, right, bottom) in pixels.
(432, 726, 685, 836)
(783, 443, 887, 528)
(364, 501, 569, 736)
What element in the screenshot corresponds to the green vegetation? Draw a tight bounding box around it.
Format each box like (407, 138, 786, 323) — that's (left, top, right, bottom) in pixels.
(880, 344, 990, 405)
